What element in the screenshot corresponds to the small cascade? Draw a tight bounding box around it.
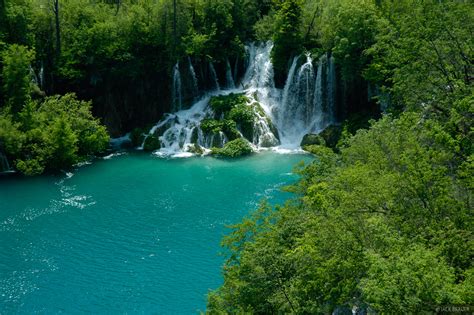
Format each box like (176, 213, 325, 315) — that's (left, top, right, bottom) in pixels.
(147, 42, 338, 157)
(277, 54, 316, 147)
(313, 57, 324, 129)
(39, 64, 44, 89)
(188, 57, 199, 99)
(172, 62, 182, 112)
(225, 59, 236, 89)
(0, 150, 10, 172)
(30, 65, 39, 86)
(209, 62, 220, 91)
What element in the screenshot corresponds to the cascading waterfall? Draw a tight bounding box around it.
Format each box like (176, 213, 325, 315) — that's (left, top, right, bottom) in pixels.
(146, 42, 337, 156)
(172, 62, 182, 112)
(225, 59, 236, 89)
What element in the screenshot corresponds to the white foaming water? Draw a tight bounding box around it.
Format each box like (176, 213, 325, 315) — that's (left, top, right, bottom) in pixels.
(147, 42, 337, 157)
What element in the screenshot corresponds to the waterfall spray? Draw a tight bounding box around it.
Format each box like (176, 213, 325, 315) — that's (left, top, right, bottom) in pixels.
(148, 42, 338, 156)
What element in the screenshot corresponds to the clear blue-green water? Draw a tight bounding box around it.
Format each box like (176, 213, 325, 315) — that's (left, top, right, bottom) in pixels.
(0, 152, 311, 314)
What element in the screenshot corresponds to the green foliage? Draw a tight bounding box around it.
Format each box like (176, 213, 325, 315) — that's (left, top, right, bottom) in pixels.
(1, 44, 35, 115)
(271, 0, 302, 84)
(200, 119, 223, 134)
(364, 0, 473, 112)
(0, 93, 109, 175)
(319, 0, 379, 83)
(208, 110, 473, 312)
(209, 93, 249, 116)
(229, 103, 255, 140)
(211, 138, 253, 157)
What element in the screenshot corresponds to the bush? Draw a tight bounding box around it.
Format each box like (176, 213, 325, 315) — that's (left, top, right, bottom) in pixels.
(209, 93, 249, 116)
(0, 93, 109, 175)
(201, 119, 223, 134)
(211, 138, 253, 157)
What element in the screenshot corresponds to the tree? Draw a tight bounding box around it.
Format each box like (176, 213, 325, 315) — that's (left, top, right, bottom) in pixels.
(1, 44, 34, 115)
(272, 0, 302, 86)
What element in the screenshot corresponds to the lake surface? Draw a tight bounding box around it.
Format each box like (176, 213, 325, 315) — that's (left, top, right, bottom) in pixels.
(0, 152, 312, 314)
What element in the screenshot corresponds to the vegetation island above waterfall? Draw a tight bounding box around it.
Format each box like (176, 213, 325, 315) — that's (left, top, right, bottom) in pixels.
(0, 0, 473, 313)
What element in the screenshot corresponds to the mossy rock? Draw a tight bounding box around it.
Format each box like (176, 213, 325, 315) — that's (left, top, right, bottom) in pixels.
(130, 128, 147, 147)
(301, 133, 326, 147)
(229, 104, 255, 141)
(187, 144, 204, 155)
(190, 127, 200, 144)
(211, 138, 253, 158)
(209, 93, 249, 116)
(222, 119, 241, 140)
(153, 118, 177, 138)
(201, 119, 223, 134)
(143, 136, 161, 151)
(319, 125, 343, 149)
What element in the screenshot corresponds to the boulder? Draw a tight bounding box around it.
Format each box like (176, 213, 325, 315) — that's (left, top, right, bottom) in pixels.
(301, 133, 325, 147)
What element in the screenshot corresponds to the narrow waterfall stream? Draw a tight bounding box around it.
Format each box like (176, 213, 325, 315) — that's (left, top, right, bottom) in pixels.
(147, 42, 337, 157)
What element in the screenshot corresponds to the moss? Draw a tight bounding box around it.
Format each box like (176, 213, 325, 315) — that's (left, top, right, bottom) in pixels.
(229, 104, 255, 140)
(211, 138, 253, 157)
(143, 135, 161, 151)
(201, 119, 223, 134)
(209, 93, 249, 116)
(222, 119, 241, 140)
(187, 143, 204, 155)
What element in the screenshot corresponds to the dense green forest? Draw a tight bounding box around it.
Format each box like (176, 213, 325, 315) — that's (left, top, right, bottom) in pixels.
(0, 0, 473, 312)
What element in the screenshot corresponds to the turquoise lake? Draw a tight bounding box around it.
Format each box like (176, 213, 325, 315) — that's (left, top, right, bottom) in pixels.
(0, 152, 312, 314)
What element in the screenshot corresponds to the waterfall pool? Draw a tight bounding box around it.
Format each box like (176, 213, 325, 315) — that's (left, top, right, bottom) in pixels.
(0, 151, 312, 314)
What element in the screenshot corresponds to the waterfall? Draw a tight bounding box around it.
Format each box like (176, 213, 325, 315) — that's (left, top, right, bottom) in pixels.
(277, 53, 316, 148)
(188, 57, 199, 98)
(147, 42, 337, 157)
(0, 150, 10, 172)
(226, 59, 236, 89)
(39, 64, 44, 89)
(172, 62, 182, 112)
(313, 57, 324, 130)
(209, 62, 220, 91)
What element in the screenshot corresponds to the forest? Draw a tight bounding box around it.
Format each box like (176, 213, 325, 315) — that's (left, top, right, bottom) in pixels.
(0, 0, 472, 313)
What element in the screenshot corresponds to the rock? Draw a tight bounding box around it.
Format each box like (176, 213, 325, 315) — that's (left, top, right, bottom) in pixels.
(190, 127, 199, 144)
(143, 135, 161, 151)
(187, 144, 204, 155)
(211, 138, 253, 157)
(319, 125, 343, 149)
(301, 133, 325, 147)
